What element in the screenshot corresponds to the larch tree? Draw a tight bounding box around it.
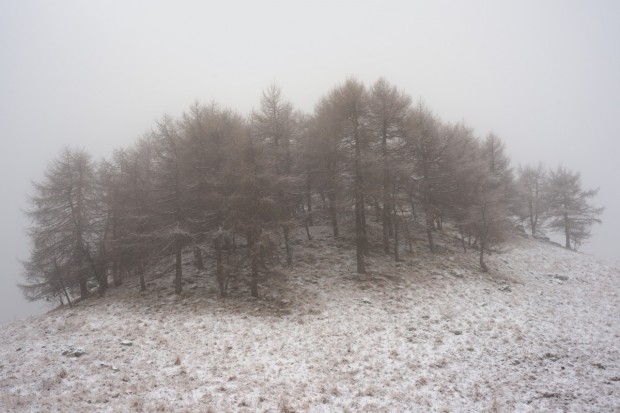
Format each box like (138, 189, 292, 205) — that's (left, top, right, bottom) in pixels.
(368, 78, 412, 255)
(112, 140, 157, 291)
(23, 148, 102, 301)
(309, 95, 345, 238)
(443, 122, 482, 251)
(516, 163, 546, 236)
(467, 134, 514, 271)
(252, 84, 300, 266)
(405, 102, 451, 252)
(330, 78, 369, 274)
(544, 166, 603, 250)
(221, 124, 280, 298)
(148, 117, 194, 294)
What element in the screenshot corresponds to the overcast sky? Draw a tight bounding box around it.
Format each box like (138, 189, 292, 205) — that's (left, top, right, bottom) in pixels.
(1, 0, 618, 324)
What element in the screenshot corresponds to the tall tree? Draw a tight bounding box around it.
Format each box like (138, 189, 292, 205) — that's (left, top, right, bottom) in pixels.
(405, 102, 451, 252)
(252, 84, 300, 266)
(468, 134, 514, 271)
(112, 140, 158, 291)
(149, 117, 193, 294)
(221, 126, 280, 297)
(330, 78, 369, 273)
(309, 96, 344, 238)
(368, 78, 411, 254)
(23, 148, 102, 300)
(544, 166, 603, 250)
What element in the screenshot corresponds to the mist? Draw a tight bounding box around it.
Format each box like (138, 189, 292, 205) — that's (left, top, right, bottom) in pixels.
(1, 0, 619, 324)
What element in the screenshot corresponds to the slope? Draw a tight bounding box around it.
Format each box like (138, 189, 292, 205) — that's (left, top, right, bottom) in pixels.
(1, 225, 619, 412)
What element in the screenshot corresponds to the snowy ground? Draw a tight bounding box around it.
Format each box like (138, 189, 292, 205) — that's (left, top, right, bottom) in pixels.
(1, 226, 619, 412)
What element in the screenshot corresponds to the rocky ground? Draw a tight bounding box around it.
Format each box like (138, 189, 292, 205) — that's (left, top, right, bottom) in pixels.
(1, 224, 619, 412)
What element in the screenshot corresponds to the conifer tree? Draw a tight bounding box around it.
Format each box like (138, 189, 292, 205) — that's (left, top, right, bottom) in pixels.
(544, 166, 603, 250)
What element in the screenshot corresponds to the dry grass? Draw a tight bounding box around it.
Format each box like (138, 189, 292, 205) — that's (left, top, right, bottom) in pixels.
(0, 225, 619, 412)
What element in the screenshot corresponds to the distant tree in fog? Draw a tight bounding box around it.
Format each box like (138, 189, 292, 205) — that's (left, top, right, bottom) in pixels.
(544, 166, 603, 250)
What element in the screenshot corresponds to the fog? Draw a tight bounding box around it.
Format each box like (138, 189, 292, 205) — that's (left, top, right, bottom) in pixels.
(1, 0, 618, 324)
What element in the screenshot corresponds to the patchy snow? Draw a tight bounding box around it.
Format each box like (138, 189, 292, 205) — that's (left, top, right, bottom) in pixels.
(1, 226, 619, 412)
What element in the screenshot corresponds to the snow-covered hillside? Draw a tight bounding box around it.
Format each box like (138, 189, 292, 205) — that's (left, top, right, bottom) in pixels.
(1, 227, 619, 412)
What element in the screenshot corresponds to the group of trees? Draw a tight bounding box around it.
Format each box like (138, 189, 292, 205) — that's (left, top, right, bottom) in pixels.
(516, 163, 604, 250)
(21, 78, 603, 305)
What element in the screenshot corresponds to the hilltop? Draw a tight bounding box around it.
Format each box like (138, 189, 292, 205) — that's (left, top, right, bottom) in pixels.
(1, 226, 619, 412)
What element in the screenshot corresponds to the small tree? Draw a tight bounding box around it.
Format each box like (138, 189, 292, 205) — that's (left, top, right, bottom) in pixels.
(457, 136, 513, 272)
(544, 166, 603, 250)
(466, 167, 513, 272)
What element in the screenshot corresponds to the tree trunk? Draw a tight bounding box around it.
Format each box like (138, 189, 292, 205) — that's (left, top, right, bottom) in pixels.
(138, 264, 147, 292)
(360, 195, 368, 255)
(393, 204, 400, 262)
(247, 229, 259, 298)
(409, 192, 417, 222)
(564, 213, 571, 249)
(175, 237, 182, 294)
(82, 245, 106, 297)
(404, 219, 413, 253)
(329, 191, 339, 238)
(54, 259, 72, 308)
(479, 241, 488, 272)
(215, 233, 225, 295)
(529, 200, 536, 236)
(459, 227, 467, 253)
(77, 254, 88, 300)
(382, 198, 390, 254)
(250, 241, 259, 298)
(355, 200, 366, 274)
(305, 218, 312, 241)
(425, 210, 435, 253)
(382, 122, 392, 254)
(306, 173, 313, 226)
(111, 212, 121, 287)
(251, 255, 259, 298)
(372, 198, 380, 223)
(193, 245, 204, 270)
(283, 225, 292, 266)
(112, 261, 122, 287)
